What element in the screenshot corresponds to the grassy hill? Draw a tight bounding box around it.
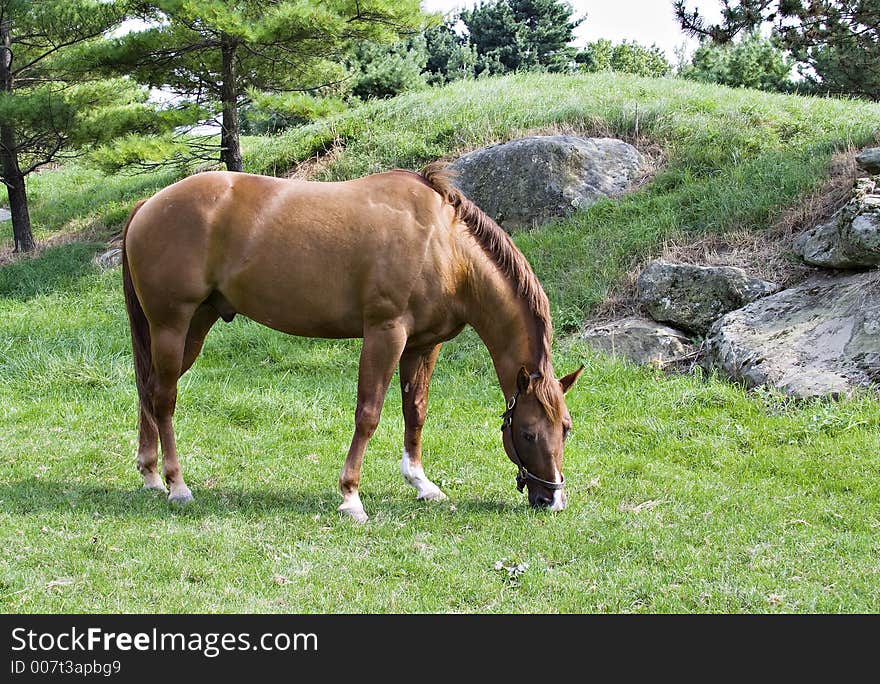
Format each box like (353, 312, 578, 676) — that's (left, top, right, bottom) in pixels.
(2, 73, 880, 612)
(15, 72, 880, 323)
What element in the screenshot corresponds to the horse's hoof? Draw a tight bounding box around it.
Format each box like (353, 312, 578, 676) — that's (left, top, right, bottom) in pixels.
(401, 455, 447, 502)
(168, 486, 194, 505)
(417, 488, 447, 502)
(141, 471, 167, 493)
(339, 505, 369, 523)
(338, 492, 368, 523)
(143, 479, 168, 494)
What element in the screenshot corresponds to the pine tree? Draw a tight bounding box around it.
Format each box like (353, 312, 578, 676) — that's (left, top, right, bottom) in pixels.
(674, 1, 880, 100)
(679, 31, 795, 92)
(95, 1, 425, 172)
(576, 40, 672, 78)
(0, 0, 181, 252)
(347, 37, 428, 101)
(424, 22, 477, 85)
(460, 0, 583, 75)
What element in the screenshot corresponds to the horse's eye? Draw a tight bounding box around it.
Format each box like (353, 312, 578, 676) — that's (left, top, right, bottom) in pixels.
(563, 426, 572, 441)
(521, 430, 537, 443)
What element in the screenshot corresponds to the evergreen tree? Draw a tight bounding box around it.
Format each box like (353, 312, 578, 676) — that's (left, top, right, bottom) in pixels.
(674, 0, 880, 100)
(680, 31, 795, 92)
(94, 1, 424, 172)
(347, 37, 428, 101)
(576, 40, 672, 77)
(239, 91, 346, 135)
(424, 22, 476, 85)
(0, 0, 183, 252)
(460, 0, 583, 75)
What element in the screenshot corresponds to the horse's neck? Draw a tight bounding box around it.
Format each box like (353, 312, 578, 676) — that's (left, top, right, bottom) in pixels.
(463, 260, 545, 400)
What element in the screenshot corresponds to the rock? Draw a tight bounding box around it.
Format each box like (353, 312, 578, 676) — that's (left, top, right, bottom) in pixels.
(794, 177, 880, 268)
(449, 136, 646, 231)
(795, 217, 851, 268)
(856, 147, 880, 174)
(95, 247, 122, 269)
(0, 207, 10, 222)
(708, 270, 880, 398)
(636, 260, 779, 335)
(581, 317, 694, 366)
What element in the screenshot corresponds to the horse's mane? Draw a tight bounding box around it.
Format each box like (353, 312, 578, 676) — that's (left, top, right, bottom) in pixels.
(416, 162, 563, 422)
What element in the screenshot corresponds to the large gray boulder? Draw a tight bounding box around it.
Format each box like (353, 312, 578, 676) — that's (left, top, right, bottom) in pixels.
(708, 270, 880, 398)
(637, 260, 779, 335)
(794, 177, 880, 268)
(581, 317, 693, 366)
(0, 206, 10, 222)
(856, 148, 880, 174)
(449, 136, 646, 231)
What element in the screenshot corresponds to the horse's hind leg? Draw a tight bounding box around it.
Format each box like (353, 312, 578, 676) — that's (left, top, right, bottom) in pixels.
(150, 317, 195, 503)
(137, 305, 217, 493)
(399, 344, 446, 501)
(338, 321, 408, 522)
(137, 406, 163, 492)
(180, 303, 219, 376)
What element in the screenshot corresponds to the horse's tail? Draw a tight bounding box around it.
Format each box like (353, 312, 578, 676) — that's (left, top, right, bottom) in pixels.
(121, 199, 156, 433)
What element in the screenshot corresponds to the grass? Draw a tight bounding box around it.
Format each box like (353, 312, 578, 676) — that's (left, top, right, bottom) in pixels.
(2, 73, 880, 612)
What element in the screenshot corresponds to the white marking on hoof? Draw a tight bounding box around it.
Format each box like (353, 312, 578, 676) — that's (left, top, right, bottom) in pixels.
(338, 491, 368, 523)
(168, 484, 193, 505)
(401, 451, 446, 501)
(142, 472, 167, 493)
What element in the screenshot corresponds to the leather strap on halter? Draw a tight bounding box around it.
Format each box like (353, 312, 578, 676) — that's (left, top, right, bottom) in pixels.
(500, 387, 565, 493)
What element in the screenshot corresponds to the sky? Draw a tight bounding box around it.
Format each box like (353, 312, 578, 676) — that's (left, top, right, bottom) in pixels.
(422, 0, 723, 61)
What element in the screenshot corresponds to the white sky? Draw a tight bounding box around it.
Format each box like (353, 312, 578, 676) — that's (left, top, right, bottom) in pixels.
(422, 0, 723, 60)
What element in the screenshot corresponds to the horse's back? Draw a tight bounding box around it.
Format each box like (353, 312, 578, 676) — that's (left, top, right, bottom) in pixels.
(125, 170, 462, 339)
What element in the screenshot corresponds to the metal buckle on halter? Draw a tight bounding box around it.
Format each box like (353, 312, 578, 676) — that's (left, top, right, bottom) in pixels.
(500, 392, 517, 430)
(516, 467, 528, 493)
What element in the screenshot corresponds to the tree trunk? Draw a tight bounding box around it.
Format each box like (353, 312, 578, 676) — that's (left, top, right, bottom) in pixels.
(0, 18, 34, 252)
(219, 36, 243, 173)
(1, 162, 34, 253)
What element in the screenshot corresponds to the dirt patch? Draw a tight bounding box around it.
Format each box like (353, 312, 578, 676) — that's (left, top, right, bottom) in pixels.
(592, 149, 861, 323)
(283, 137, 346, 180)
(0, 217, 111, 267)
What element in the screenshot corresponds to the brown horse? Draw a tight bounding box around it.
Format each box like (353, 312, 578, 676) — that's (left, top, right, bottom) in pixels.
(121, 163, 582, 521)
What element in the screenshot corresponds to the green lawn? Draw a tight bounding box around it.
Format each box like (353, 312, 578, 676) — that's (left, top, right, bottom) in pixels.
(2, 72, 880, 612)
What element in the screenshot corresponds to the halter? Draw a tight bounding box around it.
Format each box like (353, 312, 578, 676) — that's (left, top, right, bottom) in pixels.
(500, 387, 565, 494)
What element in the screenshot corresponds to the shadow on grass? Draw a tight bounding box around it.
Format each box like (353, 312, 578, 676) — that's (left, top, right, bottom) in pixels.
(0, 479, 521, 518)
(0, 242, 102, 301)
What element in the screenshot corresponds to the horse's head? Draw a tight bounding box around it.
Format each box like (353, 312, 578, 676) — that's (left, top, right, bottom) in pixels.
(501, 365, 583, 511)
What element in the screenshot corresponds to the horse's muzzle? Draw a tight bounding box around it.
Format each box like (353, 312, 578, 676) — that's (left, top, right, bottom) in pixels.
(529, 488, 566, 511)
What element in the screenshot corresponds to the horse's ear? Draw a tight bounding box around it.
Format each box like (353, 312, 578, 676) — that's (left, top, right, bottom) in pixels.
(559, 365, 584, 394)
(516, 366, 532, 394)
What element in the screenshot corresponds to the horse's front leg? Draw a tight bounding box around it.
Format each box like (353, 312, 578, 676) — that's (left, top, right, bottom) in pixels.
(399, 344, 446, 501)
(338, 322, 408, 522)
